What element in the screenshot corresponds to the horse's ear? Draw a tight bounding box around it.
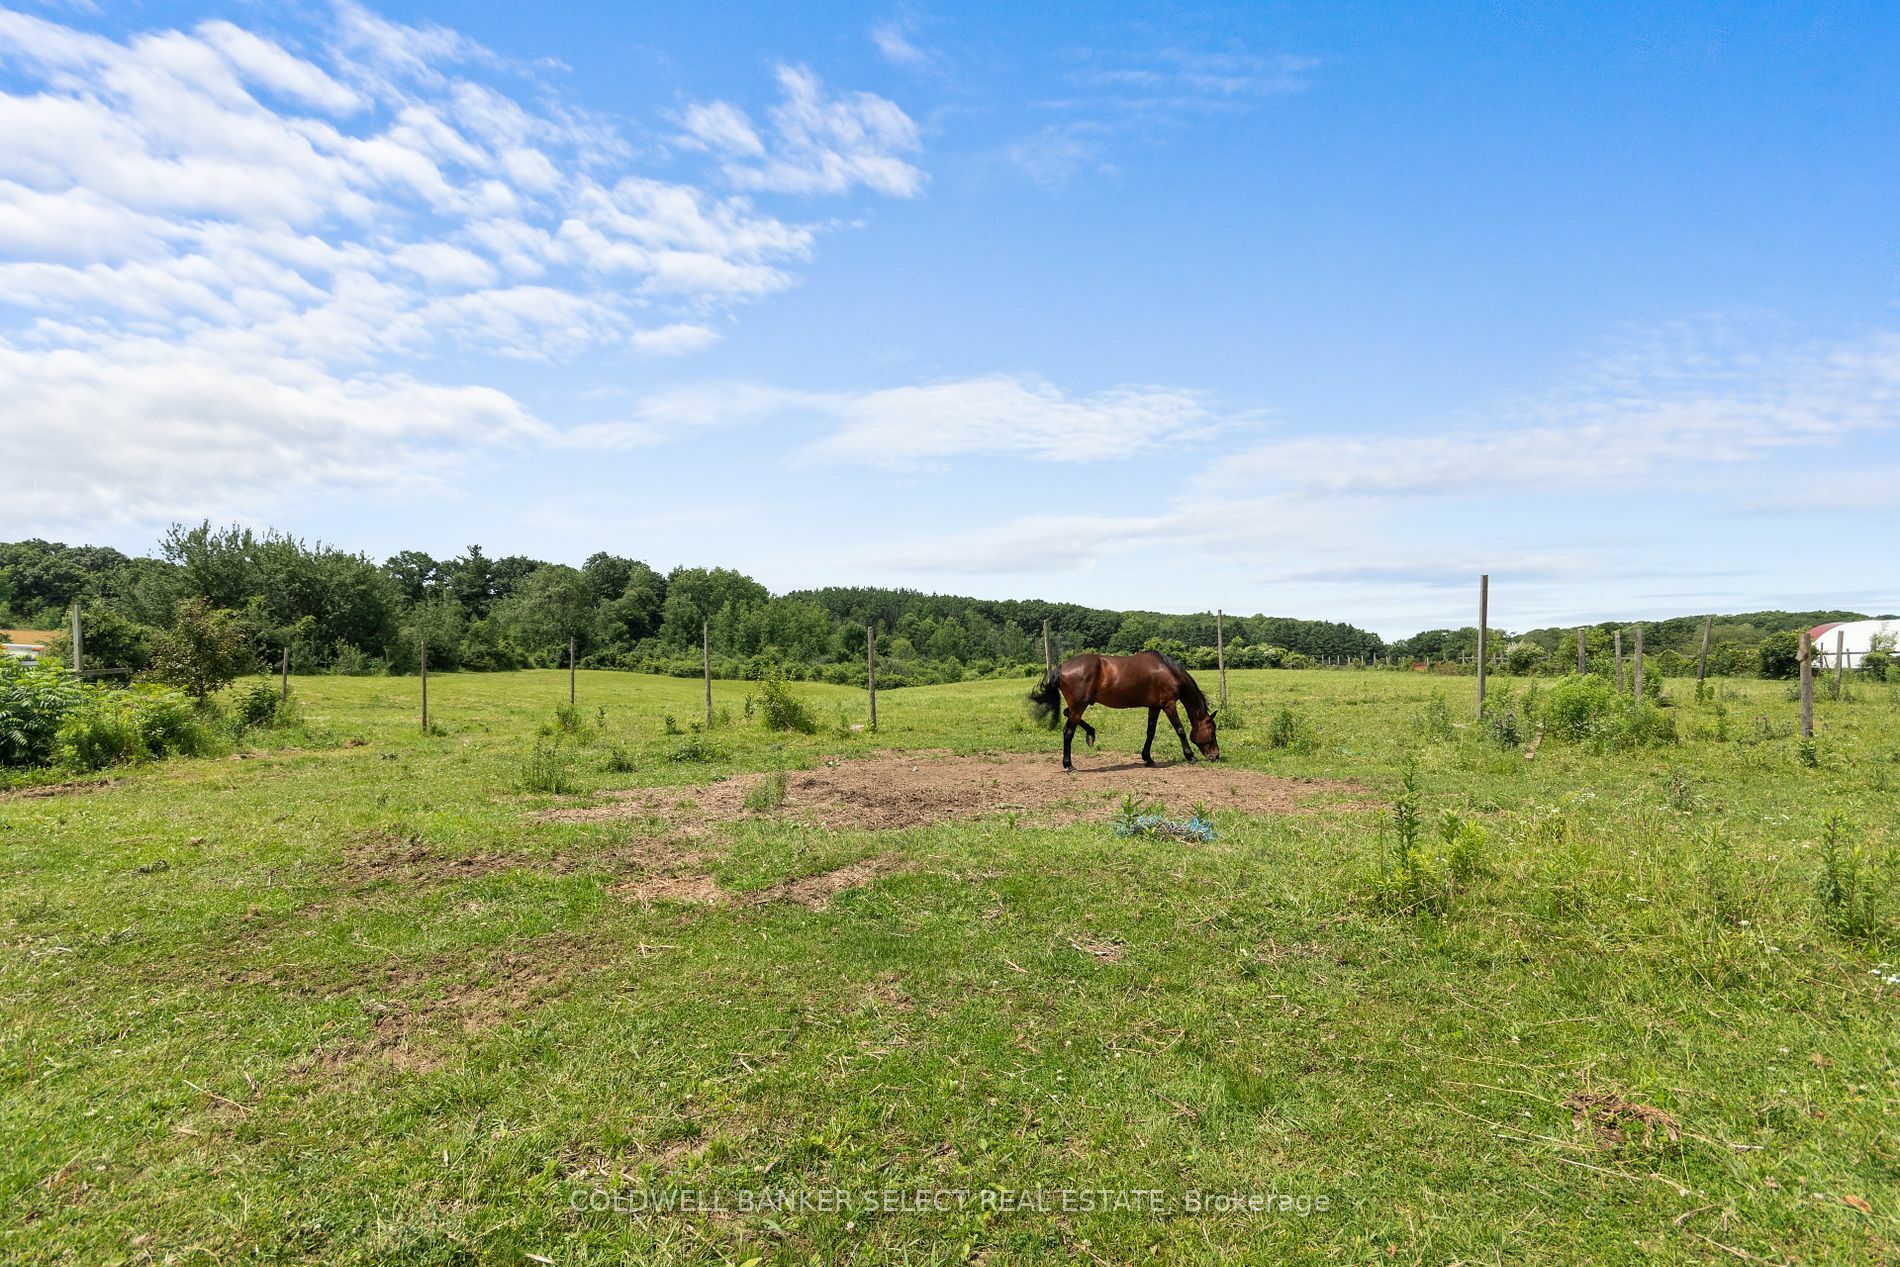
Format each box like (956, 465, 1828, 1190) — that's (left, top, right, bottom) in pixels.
(1209, 709, 1219, 722)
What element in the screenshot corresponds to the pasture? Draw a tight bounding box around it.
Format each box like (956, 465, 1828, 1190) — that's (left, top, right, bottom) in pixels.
(3, 668, 1895, 1264)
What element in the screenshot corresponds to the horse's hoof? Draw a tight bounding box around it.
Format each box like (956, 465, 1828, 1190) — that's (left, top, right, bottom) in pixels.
(1142, 757, 1157, 768)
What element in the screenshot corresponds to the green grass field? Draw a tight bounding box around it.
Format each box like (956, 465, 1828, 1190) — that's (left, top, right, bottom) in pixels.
(4, 667, 1896, 1265)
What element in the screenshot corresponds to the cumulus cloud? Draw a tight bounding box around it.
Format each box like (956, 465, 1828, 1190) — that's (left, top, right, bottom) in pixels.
(680, 64, 925, 198)
(0, 3, 923, 528)
(0, 331, 544, 532)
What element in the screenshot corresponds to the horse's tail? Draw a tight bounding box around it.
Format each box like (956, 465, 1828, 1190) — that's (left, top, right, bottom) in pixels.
(1028, 670, 1063, 729)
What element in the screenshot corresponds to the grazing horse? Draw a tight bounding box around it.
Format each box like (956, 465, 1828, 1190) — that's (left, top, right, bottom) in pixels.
(1028, 651, 1220, 770)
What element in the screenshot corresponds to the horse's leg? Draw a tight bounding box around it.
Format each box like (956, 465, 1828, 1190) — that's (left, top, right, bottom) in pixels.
(1062, 712, 1077, 770)
(1163, 702, 1195, 762)
(1142, 707, 1160, 766)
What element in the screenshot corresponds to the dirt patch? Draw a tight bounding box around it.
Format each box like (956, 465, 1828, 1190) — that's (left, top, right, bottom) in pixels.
(0, 777, 115, 801)
(616, 871, 726, 907)
(1068, 934, 1127, 963)
(538, 750, 1365, 834)
(1562, 1091, 1682, 1146)
(294, 932, 596, 1074)
(763, 853, 910, 909)
(613, 852, 909, 912)
(339, 828, 703, 887)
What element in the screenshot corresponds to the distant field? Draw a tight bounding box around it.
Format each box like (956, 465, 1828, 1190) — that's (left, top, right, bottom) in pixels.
(3, 668, 1895, 1264)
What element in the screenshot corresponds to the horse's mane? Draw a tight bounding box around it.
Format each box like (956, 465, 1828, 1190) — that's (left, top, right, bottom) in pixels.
(1153, 652, 1209, 717)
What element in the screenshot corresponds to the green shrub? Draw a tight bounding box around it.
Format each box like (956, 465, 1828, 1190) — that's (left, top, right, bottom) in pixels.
(0, 659, 85, 767)
(232, 679, 285, 730)
(518, 737, 573, 794)
(757, 673, 817, 734)
(1480, 691, 1524, 747)
(1373, 768, 1487, 916)
(54, 684, 212, 772)
(1410, 694, 1455, 742)
(668, 735, 725, 763)
(744, 768, 789, 811)
(146, 598, 252, 699)
(1816, 816, 1887, 941)
(1265, 706, 1317, 753)
(56, 697, 146, 770)
(1540, 674, 1624, 743)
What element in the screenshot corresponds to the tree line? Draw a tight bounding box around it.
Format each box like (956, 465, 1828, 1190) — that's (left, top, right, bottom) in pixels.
(0, 526, 1884, 686)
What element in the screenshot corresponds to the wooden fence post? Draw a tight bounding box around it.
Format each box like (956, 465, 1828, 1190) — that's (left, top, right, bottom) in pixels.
(702, 619, 712, 728)
(1632, 625, 1644, 702)
(568, 636, 576, 706)
(420, 637, 429, 733)
(1799, 630, 1814, 738)
(1836, 629, 1846, 689)
(1042, 619, 1052, 675)
(1614, 629, 1625, 693)
(69, 600, 83, 677)
(1215, 609, 1228, 709)
(867, 623, 877, 732)
(280, 646, 290, 703)
(1696, 615, 1713, 688)
(1576, 627, 1587, 675)
(1475, 574, 1488, 718)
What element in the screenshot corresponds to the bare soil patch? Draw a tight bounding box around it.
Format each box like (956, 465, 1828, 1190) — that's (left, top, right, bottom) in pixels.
(1562, 1091, 1683, 1146)
(338, 828, 703, 888)
(612, 852, 909, 912)
(0, 777, 115, 801)
(538, 750, 1365, 834)
(294, 932, 596, 1074)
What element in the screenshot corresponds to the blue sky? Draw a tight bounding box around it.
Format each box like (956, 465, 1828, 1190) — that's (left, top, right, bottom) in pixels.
(2, 0, 1896, 636)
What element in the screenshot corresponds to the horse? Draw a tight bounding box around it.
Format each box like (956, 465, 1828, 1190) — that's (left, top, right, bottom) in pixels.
(1028, 651, 1220, 771)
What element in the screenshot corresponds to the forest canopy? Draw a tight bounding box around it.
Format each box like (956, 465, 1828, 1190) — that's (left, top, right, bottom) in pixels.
(1, 526, 1882, 686)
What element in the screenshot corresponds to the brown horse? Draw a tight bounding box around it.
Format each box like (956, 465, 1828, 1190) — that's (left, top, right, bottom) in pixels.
(1028, 651, 1219, 770)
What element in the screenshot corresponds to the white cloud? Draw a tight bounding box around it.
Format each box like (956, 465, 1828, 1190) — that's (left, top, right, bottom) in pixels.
(871, 21, 930, 69)
(554, 373, 1222, 465)
(0, 331, 543, 531)
(680, 64, 924, 198)
(1009, 44, 1316, 187)
(630, 322, 721, 357)
(0, 3, 924, 529)
(1006, 123, 1113, 188)
(1205, 325, 1900, 499)
(1077, 49, 1319, 110)
(801, 374, 1221, 466)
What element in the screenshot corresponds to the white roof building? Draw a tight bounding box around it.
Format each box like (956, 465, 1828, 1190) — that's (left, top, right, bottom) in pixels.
(1807, 619, 1899, 668)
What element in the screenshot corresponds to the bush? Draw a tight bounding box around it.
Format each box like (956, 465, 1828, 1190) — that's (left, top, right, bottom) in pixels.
(1373, 767, 1487, 916)
(329, 640, 378, 676)
(1539, 674, 1625, 743)
(518, 737, 573, 794)
(1264, 706, 1318, 752)
(1536, 674, 1676, 750)
(0, 659, 85, 766)
(1817, 815, 1887, 941)
(54, 683, 213, 772)
(744, 768, 789, 812)
(147, 598, 252, 699)
(1410, 694, 1456, 742)
(232, 679, 285, 730)
(757, 673, 817, 734)
(1758, 630, 1802, 680)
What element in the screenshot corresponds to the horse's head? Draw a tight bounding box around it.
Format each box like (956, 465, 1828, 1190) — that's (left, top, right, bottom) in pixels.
(1191, 709, 1220, 761)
